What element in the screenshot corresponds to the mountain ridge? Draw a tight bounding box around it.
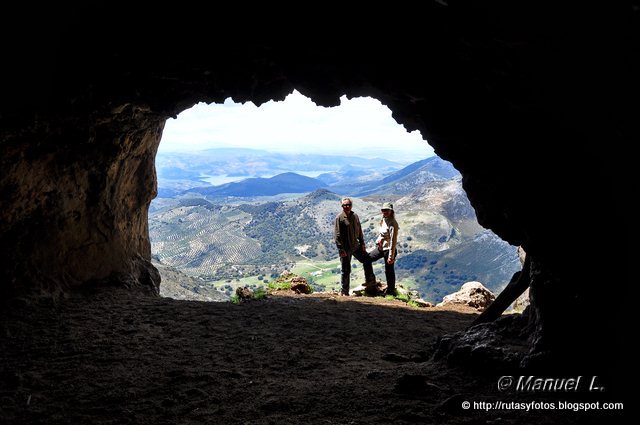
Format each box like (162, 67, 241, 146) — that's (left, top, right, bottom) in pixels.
(184, 172, 327, 197)
(326, 156, 459, 196)
(353, 156, 460, 196)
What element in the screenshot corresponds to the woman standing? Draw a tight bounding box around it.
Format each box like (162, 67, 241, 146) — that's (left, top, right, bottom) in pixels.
(369, 202, 399, 295)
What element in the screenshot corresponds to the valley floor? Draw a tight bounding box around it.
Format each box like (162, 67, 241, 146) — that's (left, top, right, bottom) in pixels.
(1, 289, 620, 424)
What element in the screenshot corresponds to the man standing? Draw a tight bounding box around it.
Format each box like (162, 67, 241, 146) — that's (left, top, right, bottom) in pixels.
(334, 197, 376, 296)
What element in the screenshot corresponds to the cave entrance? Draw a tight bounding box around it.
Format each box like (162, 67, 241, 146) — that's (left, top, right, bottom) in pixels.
(150, 91, 521, 303)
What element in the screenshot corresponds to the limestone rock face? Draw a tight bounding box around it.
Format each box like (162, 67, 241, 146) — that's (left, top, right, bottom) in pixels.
(437, 282, 496, 311)
(0, 107, 163, 296)
(512, 288, 530, 313)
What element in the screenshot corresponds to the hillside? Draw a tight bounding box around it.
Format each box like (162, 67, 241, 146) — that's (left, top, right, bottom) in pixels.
(385, 178, 519, 300)
(396, 231, 519, 302)
(394, 177, 481, 248)
(237, 189, 343, 263)
(150, 174, 520, 302)
(148, 203, 262, 277)
(153, 260, 229, 301)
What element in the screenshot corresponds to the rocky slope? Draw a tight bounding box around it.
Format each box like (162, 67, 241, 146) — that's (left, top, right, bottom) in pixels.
(153, 260, 229, 302)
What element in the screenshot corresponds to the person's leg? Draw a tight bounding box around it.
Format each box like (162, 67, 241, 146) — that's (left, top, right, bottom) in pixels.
(383, 249, 396, 294)
(353, 249, 376, 284)
(368, 246, 384, 262)
(340, 254, 352, 295)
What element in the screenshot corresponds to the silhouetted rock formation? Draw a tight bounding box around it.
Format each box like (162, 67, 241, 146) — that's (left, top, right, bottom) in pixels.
(0, 2, 633, 388)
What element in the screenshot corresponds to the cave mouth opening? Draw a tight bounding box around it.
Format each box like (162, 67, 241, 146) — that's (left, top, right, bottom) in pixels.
(149, 91, 522, 304)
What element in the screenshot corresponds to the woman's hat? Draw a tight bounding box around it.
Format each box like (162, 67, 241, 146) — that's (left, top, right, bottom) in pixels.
(381, 202, 394, 211)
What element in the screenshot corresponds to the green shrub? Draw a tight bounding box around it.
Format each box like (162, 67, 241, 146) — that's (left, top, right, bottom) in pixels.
(407, 300, 421, 309)
(254, 288, 267, 300)
(395, 293, 410, 303)
(267, 281, 292, 290)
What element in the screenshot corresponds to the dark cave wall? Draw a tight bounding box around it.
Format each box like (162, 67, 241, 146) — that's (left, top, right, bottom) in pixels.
(0, 107, 163, 294)
(0, 2, 633, 370)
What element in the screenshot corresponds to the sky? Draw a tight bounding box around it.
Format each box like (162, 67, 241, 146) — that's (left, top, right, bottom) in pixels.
(159, 90, 434, 164)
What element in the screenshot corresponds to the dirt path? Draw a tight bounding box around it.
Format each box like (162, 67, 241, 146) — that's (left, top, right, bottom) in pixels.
(0, 289, 620, 424)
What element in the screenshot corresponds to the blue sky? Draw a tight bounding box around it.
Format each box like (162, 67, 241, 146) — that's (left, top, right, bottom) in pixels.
(160, 90, 434, 164)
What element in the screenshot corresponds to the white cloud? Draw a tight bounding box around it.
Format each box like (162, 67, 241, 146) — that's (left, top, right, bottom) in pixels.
(160, 90, 434, 164)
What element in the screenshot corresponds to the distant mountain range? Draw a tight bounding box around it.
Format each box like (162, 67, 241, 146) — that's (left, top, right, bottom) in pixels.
(184, 172, 327, 197)
(160, 151, 459, 199)
(155, 148, 403, 194)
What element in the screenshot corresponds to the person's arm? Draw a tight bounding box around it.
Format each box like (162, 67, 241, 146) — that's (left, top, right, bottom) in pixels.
(335, 216, 346, 256)
(356, 215, 366, 251)
(388, 221, 399, 263)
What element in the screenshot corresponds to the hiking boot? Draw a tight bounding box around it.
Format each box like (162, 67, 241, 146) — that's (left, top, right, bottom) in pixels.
(364, 279, 378, 288)
(364, 286, 378, 296)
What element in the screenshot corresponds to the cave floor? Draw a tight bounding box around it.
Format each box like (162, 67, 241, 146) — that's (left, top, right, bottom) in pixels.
(0, 289, 618, 424)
